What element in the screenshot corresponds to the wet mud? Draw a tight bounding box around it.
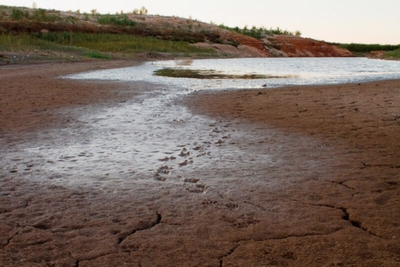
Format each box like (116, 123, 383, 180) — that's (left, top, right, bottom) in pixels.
(1, 61, 399, 266)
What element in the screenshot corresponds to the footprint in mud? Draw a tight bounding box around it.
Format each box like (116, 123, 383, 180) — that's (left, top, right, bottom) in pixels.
(225, 202, 239, 210)
(158, 156, 176, 162)
(155, 176, 167, 182)
(154, 165, 172, 181)
(222, 213, 260, 228)
(215, 140, 224, 145)
(24, 163, 35, 171)
(212, 127, 222, 133)
(78, 152, 94, 157)
(233, 214, 260, 228)
(201, 199, 218, 205)
(186, 183, 206, 193)
(179, 159, 193, 167)
(183, 178, 199, 183)
(191, 145, 211, 158)
(178, 148, 190, 157)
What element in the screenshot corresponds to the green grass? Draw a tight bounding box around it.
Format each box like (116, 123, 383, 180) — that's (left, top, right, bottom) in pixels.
(219, 25, 300, 39)
(385, 49, 400, 59)
(9, 7, 61, 21)
(0, 33, 109, 60)
(32, 8, 61, 22)
(0, 33, 80, 52)
(337, 43, 400, 53)
(334, 42, 400, 58)
(96, 14, 136, 26)
(83, 51, 112, 59)
(0, 32, 217, 59)
(32, 32, 215, 54)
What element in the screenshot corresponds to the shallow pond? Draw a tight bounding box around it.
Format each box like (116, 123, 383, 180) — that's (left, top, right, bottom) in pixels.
(69, 57, 400, 90)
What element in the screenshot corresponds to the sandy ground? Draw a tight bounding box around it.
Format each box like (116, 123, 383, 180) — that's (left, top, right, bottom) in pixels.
(0, 61, 399, 266)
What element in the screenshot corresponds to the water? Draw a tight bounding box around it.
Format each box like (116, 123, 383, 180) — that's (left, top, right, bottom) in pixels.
(68, 57, 400, 90)
(3, 58, 400, 188)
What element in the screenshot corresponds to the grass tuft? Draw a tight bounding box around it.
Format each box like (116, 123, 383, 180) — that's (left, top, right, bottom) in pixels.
(384, 49, 400, 59)
(83, 51, 111, 59)
(96, 14, 136, 26)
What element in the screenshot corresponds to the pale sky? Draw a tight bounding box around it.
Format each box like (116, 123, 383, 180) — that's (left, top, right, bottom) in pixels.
(2, 0, 399, 45)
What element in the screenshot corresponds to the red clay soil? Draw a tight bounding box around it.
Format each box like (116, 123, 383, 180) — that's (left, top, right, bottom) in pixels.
(268, 35, 353, 57)
(230, 32, 271, 56)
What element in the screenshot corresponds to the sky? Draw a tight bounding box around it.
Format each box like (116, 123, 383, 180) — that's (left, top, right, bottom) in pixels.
(2, 0, 399, 45)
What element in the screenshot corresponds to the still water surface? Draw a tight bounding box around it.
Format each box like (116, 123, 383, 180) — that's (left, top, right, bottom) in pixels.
(70, 57, 400, 90)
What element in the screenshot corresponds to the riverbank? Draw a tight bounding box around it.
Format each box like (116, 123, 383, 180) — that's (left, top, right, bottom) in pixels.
(1, 61, 399, 266)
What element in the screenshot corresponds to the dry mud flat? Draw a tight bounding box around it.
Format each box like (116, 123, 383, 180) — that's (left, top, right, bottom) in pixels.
(0, 61, 400, 266)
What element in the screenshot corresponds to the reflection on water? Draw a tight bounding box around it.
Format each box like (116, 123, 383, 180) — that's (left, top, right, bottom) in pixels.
(2, 58, 400, 188)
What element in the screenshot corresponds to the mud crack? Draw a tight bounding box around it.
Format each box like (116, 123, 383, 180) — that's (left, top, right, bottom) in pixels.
(328, 180, 356, 192)
(219, 244, 240, 267)
(117, 212, 162, 244)
(69, 252, 79, 267)
(292, 200, 382, 238)
(360, 161, 400, 169)
(4, 231, 19, 247)
(340, 207, 380, 238)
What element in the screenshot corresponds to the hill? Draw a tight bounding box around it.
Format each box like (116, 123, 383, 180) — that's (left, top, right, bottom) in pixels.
(0, 5, 353, 64)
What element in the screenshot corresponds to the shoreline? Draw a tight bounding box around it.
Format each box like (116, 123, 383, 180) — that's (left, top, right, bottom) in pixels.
(0, 60, 143, 135)
(185, 78, 400, 166)
(1, 60, 400, 266)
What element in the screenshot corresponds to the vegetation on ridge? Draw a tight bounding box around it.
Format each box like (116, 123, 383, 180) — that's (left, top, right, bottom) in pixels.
(0, 5, 399, 63)
(219, 24, 301, 39)
(336, 43, 399, 53)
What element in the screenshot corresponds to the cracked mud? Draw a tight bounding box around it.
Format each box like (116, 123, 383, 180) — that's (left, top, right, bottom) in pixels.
(1, 61, 400, 266)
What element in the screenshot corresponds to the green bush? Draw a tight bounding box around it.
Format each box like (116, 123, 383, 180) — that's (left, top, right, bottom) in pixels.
(385, 49, 400, 59)
(219, 24, 297, 39)
(97, 14, 136, 26)
(11, 8, 25, 20)
(338, 43, 400, 53)
(84, 51, 111, 59)
(33, 9, 60, 22)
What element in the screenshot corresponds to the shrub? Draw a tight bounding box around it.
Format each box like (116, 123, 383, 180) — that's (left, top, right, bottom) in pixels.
(11, 8, 25, 20)
(385, 49, 400, 59)
(97, 14, 136, 26)
(219, 24, 297, 39)
(338, 43, 400, 53)
(84, 51, 111, 59)
(32, 9, 60, 22)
